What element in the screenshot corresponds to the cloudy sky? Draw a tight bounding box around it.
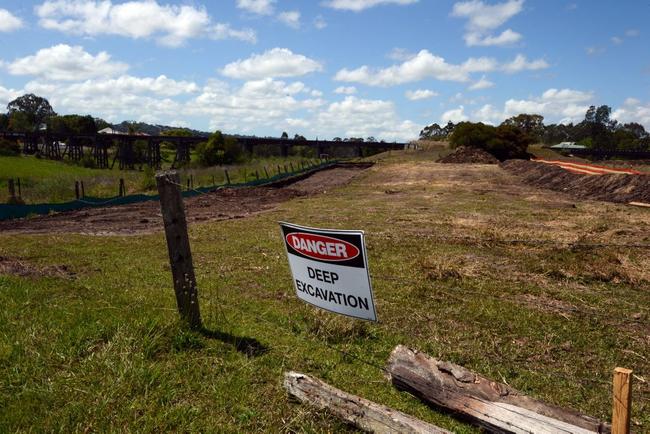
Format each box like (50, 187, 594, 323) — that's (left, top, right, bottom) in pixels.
(0, 0, 648, 140)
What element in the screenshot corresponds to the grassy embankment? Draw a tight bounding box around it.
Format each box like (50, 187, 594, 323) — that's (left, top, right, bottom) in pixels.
(0, 154, 321, 204)
(1, 147, 648, 432)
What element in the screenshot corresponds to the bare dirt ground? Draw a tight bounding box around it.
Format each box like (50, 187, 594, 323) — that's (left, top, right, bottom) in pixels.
(0, 167, 364, 236)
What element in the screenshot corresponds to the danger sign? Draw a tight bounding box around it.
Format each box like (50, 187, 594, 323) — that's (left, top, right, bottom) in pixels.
(280, 222, 377, 322)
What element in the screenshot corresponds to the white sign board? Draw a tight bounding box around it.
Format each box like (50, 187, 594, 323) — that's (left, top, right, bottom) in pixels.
(280, 222, 377, 322)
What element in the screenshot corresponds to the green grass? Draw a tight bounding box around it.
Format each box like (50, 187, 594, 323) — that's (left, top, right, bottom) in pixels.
(0, 155, 324, 204)
(1, 149, 648, 432)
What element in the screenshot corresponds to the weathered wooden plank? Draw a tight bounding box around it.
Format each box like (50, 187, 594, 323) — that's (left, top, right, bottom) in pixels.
(386, 345, 610, 434)
(284, 371, 451, 434)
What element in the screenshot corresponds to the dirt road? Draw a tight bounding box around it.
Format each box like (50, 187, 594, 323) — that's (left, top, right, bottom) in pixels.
(0, 166, 365, 236)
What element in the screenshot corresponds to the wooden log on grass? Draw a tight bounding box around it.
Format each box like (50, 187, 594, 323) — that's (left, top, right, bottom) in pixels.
(386, 345, 610, 434)
(284, 371, 451, 434)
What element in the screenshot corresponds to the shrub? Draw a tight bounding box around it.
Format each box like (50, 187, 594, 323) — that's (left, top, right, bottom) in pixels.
(450, 122, 532, 160)
(196, 130, 243, 166)
(0, 138, 20, 156)
(81, 154, 96, 168)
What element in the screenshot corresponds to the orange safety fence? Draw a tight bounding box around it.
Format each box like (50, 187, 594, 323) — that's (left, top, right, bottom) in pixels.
(532, 159, 643, 175)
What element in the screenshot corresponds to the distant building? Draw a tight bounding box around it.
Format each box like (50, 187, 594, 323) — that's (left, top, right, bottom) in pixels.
(98, 127, 122, 134)
(550, 142, 586, 150)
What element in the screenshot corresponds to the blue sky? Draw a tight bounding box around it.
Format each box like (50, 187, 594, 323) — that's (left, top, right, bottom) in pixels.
(0, 0, 648, 140)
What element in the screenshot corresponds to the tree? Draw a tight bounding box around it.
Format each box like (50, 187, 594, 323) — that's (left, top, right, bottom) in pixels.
(583, 105, 615, 148)
(419, 123, 444, 140)
(450, 121, 531, 160)
(502, 114, 544, 141)
(621, 122, 647, 139)
(6, 94, 56, 130)
(8, 111, 33, 132)
(281, 131, 289, 139)
(196, 130, 243, 166)
(0, 113, 8, 131)
(442, 121, 456, 137)
(293, 134, 306, 141)
(162, 128, 193, 137)
(47, 114, 97, 135)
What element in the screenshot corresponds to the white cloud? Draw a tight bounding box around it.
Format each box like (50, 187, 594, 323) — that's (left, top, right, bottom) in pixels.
(314, 15, 327, 29)
(612, 98, 650, 128)
(501, 54, 549, 73)
(334, 50, 547, 86)
(323, 0, 418, 12)
(189, 78, 325, 133)
(7, 44, 129, 81)
(285, 117, 310, 128)
(0, 84, 23, 107)
(442, 88, 593, 126)
(442, 106, 468, 123)
(387, 48, 416, 61)
(468, 75, 494, 90)
(35, 0, 256, 46)
(472, 104, 503, 124)
(625, 29, 639, 37)
(278, 10, 301, 28)
(314, 96, 419, 140)
(405, 89, 438, 100)
(465, 28, 521, 46)
(236, 0, 275, 15)
(335, 50, 473, 85)
(333, 86, 356, 95)
(452, 0, 524, 46)
(0, 8, 23, 32)
(221, 48, 323, 79)
(611, 36, 623, 45)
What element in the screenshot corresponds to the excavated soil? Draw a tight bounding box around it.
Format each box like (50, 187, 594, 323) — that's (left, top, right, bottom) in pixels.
(0, 166, 365, 235)
(501, 159, 650, 204)
(438, 146, 499, 164)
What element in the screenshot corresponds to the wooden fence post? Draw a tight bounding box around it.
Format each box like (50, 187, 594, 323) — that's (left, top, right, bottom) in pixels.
(119, 178, 125, 197)
(255, 170, 259, 181)
(290, 162, 294, 172)
(16, 178, 21, 197)
(277, 165, 282, 175)
(8, 179, 16, 201)
(80, 181, 85, 198)
(263, 167, 269, 179)
(155, 171, 202, 329)
(224, 169, 231, 185)
(612, 367, 632, 434)
(75, 181, 80, 200)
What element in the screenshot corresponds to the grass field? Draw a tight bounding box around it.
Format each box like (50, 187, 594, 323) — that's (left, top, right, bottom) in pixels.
(0, 154, 319, 204)
(1, 148, 648, 432)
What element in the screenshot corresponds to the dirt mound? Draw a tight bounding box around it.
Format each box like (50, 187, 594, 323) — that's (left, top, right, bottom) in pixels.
(501, 159, 650, 204)
(438, 146, 499, 164)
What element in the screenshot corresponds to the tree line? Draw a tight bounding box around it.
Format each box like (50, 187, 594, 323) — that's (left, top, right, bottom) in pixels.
(420, 106, 649, 152)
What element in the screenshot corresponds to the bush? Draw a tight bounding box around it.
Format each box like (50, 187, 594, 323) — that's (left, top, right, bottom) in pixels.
(0, 138, 20, 156)
(196, 130, 243, 166)
(81, 154, 96, 168)
(450, 122, 532, 160)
